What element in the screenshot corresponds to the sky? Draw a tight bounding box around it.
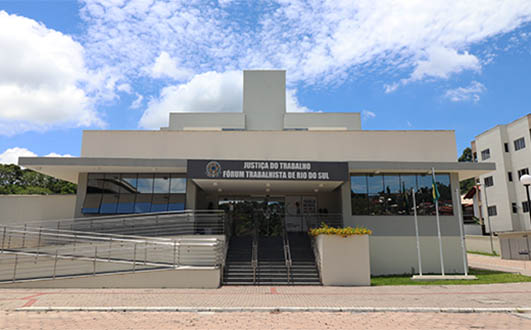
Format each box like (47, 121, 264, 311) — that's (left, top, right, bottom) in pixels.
(1, 0, 531, 164)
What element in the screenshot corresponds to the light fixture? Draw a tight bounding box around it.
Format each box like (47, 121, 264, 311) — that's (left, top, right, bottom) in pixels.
(217, 188, 222, 192)
(212, 182, 218, 186)
(266, 188, 271, 192)
(314, 188, 319, 193)
(266, 183, 271, 187)
(318, 183, 324, 188)
(520, 174, 531, 225)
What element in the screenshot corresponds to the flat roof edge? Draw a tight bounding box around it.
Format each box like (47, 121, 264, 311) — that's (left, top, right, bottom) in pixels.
(348, 161, 495, 172)
(19, 157, 188, 168)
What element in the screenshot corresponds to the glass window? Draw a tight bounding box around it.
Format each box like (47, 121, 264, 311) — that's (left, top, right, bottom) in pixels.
(383, 175, 400, 215)
(487, 205, 497, 216)
(151, 174, 170, 212)
(100, 174, 120, 214)
(399, 174, 417, 215)
(481, 149, 490, 160)
(82, 174, 104, 213)
(512, 203, 518, 214)
(168, 194, 186, 211)
(367, 175, 384, 215)
(514, 137, 526, 151)
(170, 175, 187, 193)
(523, 201, 530, 213)
(436, 174, 453, 216)
(82, 194, 102, 214)
(86, 173, 105, 194)
(518, 168, 530, 180)
(504, 143, 509, 152)
(508, 172, 513, 182)
(417, 174, 434, 215)
(351, 175, 369, 215)
(117, 174, 137, 214)
(135, 174, 153, 213)
(484, 176, 494, 187)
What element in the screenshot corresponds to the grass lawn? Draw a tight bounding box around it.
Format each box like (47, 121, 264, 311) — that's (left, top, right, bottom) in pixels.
(371, 268, 531, 286)
(467, 250, 499, 257)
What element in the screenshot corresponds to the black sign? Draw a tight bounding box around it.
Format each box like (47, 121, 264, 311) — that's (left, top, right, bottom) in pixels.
(187, 160, 348, 181)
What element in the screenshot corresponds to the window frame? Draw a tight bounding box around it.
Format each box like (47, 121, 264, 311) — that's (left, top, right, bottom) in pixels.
(481, 148, 490, 160)
(487, 205, 497, 217)
(514, 137, 526, 151)
(484, 176, 494, 187)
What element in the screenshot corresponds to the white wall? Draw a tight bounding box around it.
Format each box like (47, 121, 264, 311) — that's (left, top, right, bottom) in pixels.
(465, 235, 501, 254)
(0, 195, 76, 226)
(82, 130, 457, 162)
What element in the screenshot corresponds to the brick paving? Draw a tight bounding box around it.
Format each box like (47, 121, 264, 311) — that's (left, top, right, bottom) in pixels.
(468, 253, 531, 276)
(1, 311, 530, 329)
(0, 283, 530, 311)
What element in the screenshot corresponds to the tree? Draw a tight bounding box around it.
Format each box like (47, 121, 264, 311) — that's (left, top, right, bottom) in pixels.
(458, 147, 473, 162)
(458, 147, 476, 194)
(0, 164, 76, 195)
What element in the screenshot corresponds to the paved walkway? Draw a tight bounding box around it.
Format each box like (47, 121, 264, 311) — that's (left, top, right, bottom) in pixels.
(2, 311, 530, 329)
(468, 253, 531, 276)
(1, 283, 530, 311)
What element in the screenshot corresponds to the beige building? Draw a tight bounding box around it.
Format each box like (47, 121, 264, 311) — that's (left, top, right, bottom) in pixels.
(471, 114, 531, 233)
(18, 70, 493, 281)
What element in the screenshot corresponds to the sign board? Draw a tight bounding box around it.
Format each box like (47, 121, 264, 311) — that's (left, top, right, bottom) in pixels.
(187, 160, 348, 181)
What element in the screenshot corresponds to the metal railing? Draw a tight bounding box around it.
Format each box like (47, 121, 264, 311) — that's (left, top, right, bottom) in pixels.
(251, 237, 258, 284)
(0, 225, 223, 283)
(281, 217, 292, 284)
(11, 210, 226, 238)
(284, 213, 343, 232)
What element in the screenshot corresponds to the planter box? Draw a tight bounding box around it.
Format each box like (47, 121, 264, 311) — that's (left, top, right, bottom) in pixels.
(315, 234, 371, 286)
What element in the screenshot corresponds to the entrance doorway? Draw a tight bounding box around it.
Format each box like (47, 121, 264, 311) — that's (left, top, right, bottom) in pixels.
(219, 197, 285, 237)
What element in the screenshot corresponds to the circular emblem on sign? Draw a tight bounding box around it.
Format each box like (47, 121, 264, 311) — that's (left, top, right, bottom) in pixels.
(206, 161, 221, 178)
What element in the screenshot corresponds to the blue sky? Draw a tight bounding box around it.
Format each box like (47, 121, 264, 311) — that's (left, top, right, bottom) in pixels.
(0, 0, 531, 164)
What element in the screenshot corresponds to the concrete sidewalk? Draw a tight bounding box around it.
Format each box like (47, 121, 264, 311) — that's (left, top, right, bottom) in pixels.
(1, 283, 530, 311)
(468, 253, 531, 276)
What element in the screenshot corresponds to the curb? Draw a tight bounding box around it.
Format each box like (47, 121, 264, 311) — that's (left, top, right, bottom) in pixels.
(14, 307, 531, 313)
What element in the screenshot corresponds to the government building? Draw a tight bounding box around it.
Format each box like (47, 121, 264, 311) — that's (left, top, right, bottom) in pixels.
(13, 70, 494, 286)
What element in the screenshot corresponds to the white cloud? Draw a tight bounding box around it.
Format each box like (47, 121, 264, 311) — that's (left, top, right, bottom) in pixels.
(286, 89, 312, 113)
(0, 147, 37, 165)
(79, 0, 531, 87)
(130, 93, 144, 109)
(117, 83, 132, 93)
(444, 81, 486, 103)
(0, 11, 104, 135)
(362, 110, 376, 120)
(139, 71, 243, 129)
(0, 147, 73, 165)
(44, 152, 73, 158)
(409, 47, 480, 82)
(149, 52, 193, 81)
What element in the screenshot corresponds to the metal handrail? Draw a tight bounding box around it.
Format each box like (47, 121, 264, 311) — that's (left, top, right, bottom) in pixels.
(251, 237, 258, 285)
(0, 224, 223, 283)
(10, 210, 227, 238)
(281, 217, 292, 284)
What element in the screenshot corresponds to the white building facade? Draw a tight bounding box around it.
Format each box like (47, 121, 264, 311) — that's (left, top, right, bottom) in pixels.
(471, 114, 531, 233)
(19, 70, 493, 277)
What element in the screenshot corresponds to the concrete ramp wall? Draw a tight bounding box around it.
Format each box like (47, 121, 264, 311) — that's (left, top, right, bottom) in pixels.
(0, 267, 220, 289)
(0, 195, 75, 226)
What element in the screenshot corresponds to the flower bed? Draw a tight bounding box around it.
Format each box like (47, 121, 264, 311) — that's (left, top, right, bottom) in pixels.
(309, 223, 372, 237)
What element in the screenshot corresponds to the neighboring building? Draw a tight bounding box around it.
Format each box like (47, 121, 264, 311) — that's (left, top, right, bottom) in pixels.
(471, 114, 531, 233)
(18, 70, 493, 277)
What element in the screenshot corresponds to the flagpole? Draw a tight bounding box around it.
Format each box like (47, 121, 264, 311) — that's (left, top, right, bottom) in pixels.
(432, 167, 445, 276)
(412, 188, 423, 276)
(456, 187, 469, 276)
